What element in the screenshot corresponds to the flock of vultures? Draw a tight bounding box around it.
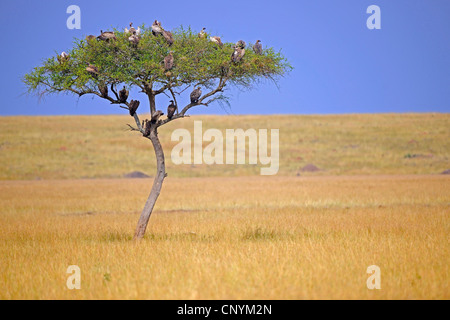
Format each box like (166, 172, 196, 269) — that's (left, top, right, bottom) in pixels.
(56, 20, 264, 128)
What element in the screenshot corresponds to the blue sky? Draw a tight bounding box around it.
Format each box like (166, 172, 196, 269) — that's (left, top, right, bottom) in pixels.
(0, 0, 449, 116)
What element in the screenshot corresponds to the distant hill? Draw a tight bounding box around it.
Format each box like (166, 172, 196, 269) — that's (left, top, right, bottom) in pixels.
(0, 113, 448, 180)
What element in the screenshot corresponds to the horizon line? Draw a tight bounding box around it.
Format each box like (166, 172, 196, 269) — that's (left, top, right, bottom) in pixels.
(0, 111, 449, 117)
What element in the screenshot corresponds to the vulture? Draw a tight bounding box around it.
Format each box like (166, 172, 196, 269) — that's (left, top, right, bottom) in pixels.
(86, 63, 99, 75)
(86, 35, 96, 42)
(167, 100, 176, 119)
(238, 47, 246, 61)
(97, 30, 116, 41)
(57, 52, 69, 64)
(98, 83, 108, 98)
(198, 27, 206, 39)
(253, 40, 262, 55)
(164, 52, 174, 70)
(125, 22, 141, 35)
(125, 22, 135, 34)
(162, 30, 174, 46)
(119, 86, 129, 103)
(190, 87, 202, 104)
(210, 36, 223, 47)
(128, 99, 140, 116)
(231, 46, 245, 63)
(236, 40, 246, 49)
(151, 110, 164, 123)
(152, 20, 163, 36)
(128, 34, 140, 46)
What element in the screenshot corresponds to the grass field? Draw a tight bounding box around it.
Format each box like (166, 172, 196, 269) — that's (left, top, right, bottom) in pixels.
(0, 175, 448, 299)
(0, 114, 449, 299)
(0, 113, 449, 179)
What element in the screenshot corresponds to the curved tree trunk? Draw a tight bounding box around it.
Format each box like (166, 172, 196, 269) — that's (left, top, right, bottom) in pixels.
(133, 126, 166, 240)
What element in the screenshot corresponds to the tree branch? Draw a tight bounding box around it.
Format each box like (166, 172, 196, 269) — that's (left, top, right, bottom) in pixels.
(168, 87, 179, 113)
(110, 83, 120, 101)
(180, 77, 227, 116)
(153, 83, 171, 96)
(156, 78, 227, 128)
(126, 124, 140, 132)
(132, 112, 144, 133)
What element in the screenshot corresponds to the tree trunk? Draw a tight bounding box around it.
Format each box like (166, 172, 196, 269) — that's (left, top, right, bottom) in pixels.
(133, 126, 166, 240)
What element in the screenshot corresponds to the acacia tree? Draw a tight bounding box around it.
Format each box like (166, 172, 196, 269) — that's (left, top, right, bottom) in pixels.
(24, 24, 291, 240)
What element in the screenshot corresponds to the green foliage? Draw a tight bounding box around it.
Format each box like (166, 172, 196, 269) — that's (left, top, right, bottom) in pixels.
(23, 25, 292, 108)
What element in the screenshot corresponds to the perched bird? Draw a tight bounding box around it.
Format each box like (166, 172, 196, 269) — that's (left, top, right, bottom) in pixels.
(231, 46, 245, 63)
(151, 110, 164, 123)
(86, 35, 96, 43)
(128, 34, 140, 46)
(167, 100, 176, 119)
(253, 40, 262, 55)
(164, 51, 174, 70)
(119, 86, 129, 103)
(238, 47, 246, 61)
(162, 30, 174, 46)
(198, 27, 207, 39)
(231, 46, 238, 62)
(128, 99, 140, 116)
(210, 36, 223, 47)
(86, 63, 99, 75)
(190, 87, 202, 103)
(57, 52, 69, 64)
(125, 22, 136, 34)
(236, 40, 246, 49)
(152, 20, 163, 36)
(97, 30, 116, 41)
(98, 83, 108, 98)
(125, 22, 141, 36)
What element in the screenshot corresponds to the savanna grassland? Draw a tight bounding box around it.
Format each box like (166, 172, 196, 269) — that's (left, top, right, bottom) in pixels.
(0, 113, 449, 299)
(0, 113, 449, 179)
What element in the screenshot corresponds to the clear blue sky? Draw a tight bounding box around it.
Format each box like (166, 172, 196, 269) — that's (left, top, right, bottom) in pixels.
(1, 0, 449, 116)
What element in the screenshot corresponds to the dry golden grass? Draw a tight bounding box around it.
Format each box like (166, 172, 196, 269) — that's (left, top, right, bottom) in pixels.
(0, 113, 448, 299)
(0, 113, 449, 179)
(0, 175, 448, 299)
